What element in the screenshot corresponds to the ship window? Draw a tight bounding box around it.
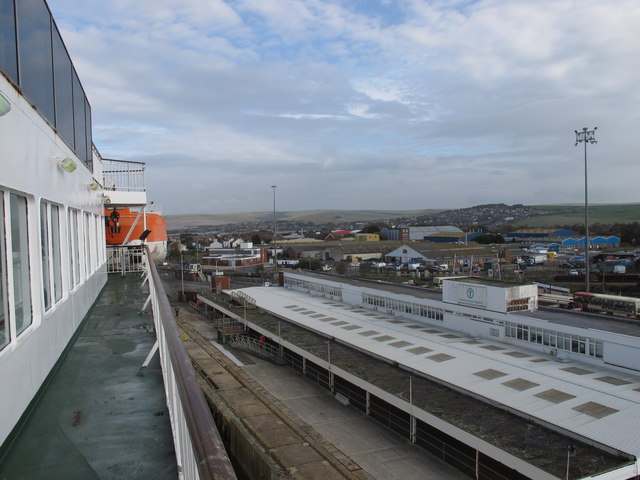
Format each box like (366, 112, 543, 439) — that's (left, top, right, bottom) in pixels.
(0, 193, 9, 351)
(52, 24, 74, 147)
(0, 0, 18, 84)
(84, 212, 92, 274)
(51, 205, 62, 302)
(69, 208, 80, 287)
(69, 209, 74, 286)
(40, 202, 51, 310)
(73, 71, 87, 164)
(41, 201, 63, 308)
(10, 193, 33, 335)
(17, 0, 55, 124)
(84, 98, 92, 170)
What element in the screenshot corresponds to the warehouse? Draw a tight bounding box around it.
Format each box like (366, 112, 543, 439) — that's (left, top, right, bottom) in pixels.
(223, 271, 640, 479)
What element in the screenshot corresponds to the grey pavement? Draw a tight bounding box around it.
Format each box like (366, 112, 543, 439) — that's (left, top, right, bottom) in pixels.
(242, 356, 464, 480)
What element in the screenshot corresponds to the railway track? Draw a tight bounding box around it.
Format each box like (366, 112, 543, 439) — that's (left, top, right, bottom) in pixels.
(178, 315, 372, 480)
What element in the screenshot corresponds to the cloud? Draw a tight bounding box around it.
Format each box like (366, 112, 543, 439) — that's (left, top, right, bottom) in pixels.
(47, 0, 640, 215)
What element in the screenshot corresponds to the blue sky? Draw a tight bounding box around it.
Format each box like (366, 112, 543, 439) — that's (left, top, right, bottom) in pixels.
(48, 0, 640, 215)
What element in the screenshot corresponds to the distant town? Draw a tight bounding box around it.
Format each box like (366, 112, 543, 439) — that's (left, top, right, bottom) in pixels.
(167, 203, 640, 297)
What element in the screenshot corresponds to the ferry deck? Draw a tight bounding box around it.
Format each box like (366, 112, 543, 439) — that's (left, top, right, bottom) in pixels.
(0, 273, 177, 479)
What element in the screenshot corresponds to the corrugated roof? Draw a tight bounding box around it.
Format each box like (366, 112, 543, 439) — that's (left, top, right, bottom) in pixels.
(234, 285, 640, 463)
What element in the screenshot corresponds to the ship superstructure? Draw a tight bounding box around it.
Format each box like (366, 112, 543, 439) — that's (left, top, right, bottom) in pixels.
(0, 0, 106, 448)
(0, 2, 234, 478)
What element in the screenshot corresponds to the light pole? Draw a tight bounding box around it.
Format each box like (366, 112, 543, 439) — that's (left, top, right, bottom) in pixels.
(575, 127, 597, 292)
(180, 251, 184, 302)
(271, 185, 277, 267)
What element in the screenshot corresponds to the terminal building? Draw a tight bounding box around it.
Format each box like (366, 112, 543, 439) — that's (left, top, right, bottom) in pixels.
(216, 271, 640, 479)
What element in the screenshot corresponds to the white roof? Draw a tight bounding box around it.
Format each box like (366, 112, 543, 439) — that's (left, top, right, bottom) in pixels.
(233, 285, 640, 460)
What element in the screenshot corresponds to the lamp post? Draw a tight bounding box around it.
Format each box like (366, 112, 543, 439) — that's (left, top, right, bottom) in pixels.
(575, 127, 597, 292)
(180, 251, 184, 302)
(271, 185, 277, 267)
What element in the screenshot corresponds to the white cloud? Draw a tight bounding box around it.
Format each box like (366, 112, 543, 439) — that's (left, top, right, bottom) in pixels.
(47, 0, 640, 214)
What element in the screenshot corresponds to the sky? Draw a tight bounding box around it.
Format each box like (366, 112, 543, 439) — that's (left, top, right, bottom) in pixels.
(48, 0, 640, 215)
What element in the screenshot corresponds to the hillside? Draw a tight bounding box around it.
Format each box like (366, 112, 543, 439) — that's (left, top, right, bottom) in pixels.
(517, 204, 640, 227)
(164, 203, 640, 230)
(165, 209, 441, 229)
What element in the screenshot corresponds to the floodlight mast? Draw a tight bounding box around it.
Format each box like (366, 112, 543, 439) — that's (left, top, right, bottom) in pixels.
(574, 127, 597, 293)
(272, 185, 277, 267)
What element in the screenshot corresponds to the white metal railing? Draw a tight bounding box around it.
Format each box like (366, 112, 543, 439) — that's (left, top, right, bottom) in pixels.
(230, 290, 256, 306)
(102, 158, 146, 192)
(227, 334, 284, 363)
(144, 247, 236, 480)
(107, 245, 145, 274)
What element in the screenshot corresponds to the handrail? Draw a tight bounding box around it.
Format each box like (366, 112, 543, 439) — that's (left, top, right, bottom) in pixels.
(101, 157, 146, 165)
(145, 246, 237, 479)
(102, 158, 146, 192)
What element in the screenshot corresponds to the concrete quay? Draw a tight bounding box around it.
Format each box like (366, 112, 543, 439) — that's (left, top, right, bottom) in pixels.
(177, 307, 463, 480)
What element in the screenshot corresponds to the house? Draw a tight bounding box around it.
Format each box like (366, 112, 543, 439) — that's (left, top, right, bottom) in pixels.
(355, 233, 380, 242)
(385, 245, 435, 265)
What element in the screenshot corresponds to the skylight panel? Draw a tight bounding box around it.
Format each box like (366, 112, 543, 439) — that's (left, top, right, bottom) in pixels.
(474, 369, 508, 380)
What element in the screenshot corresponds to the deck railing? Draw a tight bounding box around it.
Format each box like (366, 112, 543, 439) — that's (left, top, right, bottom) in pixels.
(102, 158, 146, 192)
(106, 245, 146, 274)
(143, 246, 237, 480)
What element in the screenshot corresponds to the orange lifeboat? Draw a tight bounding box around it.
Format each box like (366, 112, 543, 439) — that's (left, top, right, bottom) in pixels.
(105, 206, 167, 263)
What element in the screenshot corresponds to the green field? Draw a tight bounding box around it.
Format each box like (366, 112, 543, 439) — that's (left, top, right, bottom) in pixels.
(515, 204, 640, 227)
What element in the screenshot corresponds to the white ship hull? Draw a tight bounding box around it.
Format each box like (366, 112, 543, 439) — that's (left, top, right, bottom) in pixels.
(0, 3, 107, 447)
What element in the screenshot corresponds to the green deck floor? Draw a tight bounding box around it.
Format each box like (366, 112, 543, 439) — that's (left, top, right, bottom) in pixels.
(0, 274, 177, 479)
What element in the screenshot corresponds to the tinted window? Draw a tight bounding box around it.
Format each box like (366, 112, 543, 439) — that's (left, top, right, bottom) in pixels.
(0, 193, 9, 351)
(72, 69, 87, 162)
(0, 0, 18, 83)
(84, 97, 92, 169)
(17, 0, 55, 123)
(53, 25, 74, 144)
(10, 193, 32, 335)
(51, 205, 62, 302)
(41, 202, 51, 310)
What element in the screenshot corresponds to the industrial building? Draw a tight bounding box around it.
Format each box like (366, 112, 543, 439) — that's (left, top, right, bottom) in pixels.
(382, 226, 463, 241)
(355, 233, 380, 242)
(202, 242, 268, 267)
(218, 271, 640, 479)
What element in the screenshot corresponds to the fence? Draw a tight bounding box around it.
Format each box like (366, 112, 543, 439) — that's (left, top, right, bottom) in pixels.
(102, 158, 146, 192)
(106, 245, 145, 274)
(144, 246, 237, 480)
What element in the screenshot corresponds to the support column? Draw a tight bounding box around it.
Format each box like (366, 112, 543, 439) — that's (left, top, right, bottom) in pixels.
(366, 391, 371, 416)
(329, 371, 335, 394)
(410, 416, 416, 444)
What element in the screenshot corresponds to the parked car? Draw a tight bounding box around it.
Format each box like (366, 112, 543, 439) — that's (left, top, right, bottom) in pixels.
(569, 269, 579, 276)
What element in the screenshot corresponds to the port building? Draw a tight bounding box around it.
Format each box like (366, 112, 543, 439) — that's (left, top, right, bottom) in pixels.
(213, 271, 640, 479)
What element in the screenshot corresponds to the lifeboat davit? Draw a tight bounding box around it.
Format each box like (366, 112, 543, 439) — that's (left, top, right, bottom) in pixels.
(105, 206, 167, 263)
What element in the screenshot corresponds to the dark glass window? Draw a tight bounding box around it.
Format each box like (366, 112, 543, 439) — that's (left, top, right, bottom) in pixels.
(10, 193, 32, 335)
(40, 202, 51, 310)
(53, 24, 74, 145)
(17, 0, 55, 123)
(72, 69, 87, 162)
(84, 97, 92, 169)
(0, 0, 18, 83)
(51, 204, 62, 302)
(0, 193, 9, 351)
